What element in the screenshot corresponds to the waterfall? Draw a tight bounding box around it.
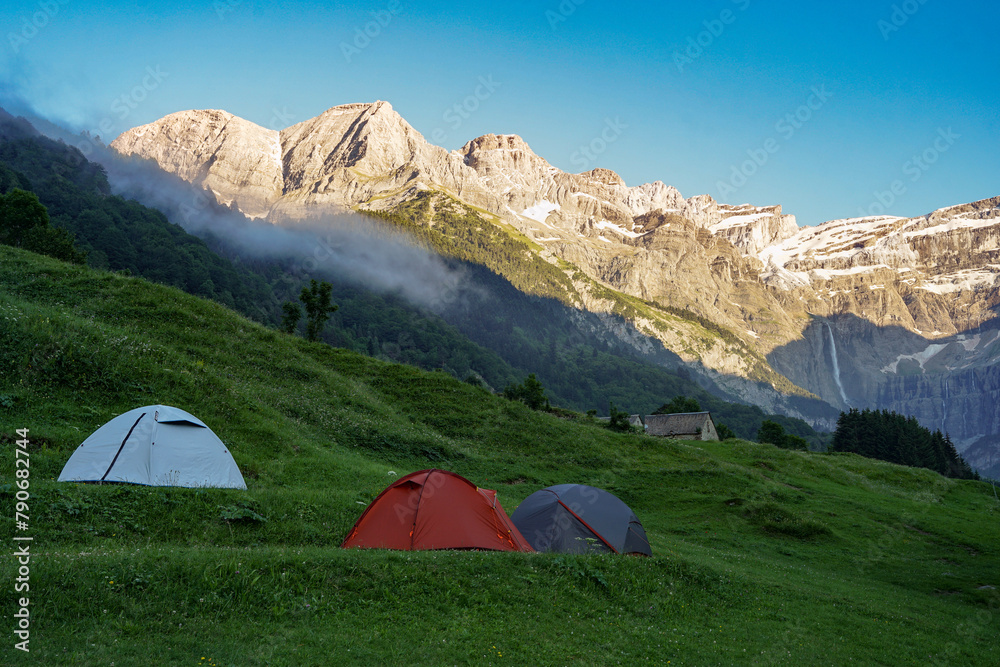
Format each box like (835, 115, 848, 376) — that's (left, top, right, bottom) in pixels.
(961, 381, 967, 436)
(942, 379, 949, 433)
(825, 321, 850, 406)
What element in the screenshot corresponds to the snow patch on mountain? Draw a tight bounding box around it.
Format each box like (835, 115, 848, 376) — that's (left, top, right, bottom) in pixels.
(709, 212, 773, 232)
(521, 200, 560, 224)
(916, 268, 1000, 294)
(882, 343, 948, 374)
(595, 220, 642, 239)
(904, 214, 1000, 240)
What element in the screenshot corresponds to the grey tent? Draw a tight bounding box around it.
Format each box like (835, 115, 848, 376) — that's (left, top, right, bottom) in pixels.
(510, 484, 651, 555)
(58, 405, 246, 489)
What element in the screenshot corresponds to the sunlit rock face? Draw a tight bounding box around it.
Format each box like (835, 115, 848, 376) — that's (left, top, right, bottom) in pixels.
(115, 105, 1000, 469)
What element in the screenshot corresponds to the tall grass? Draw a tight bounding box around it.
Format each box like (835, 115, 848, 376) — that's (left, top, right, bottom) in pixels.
(1, 246, 998, 665)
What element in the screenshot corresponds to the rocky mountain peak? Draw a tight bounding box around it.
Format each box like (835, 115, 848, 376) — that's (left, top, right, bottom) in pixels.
(461, 133, 534, 154)
(459, 133, 551, 176)
(299, 100, 399, 128)
(109, 102, 1000, 470)
(112, 108, 281, 218)
(111, 103, 797, 252)
(278, 100, 426, 191)
(583, 168, 626, 187)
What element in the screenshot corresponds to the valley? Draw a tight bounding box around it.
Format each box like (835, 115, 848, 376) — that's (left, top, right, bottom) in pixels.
(0, 245, 996, 664)
(111, 102, 1000, 475)
(3, 3, 997, 663)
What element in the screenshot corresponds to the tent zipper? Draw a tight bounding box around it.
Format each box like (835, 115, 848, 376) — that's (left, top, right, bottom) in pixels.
(100, 412, 147, 482)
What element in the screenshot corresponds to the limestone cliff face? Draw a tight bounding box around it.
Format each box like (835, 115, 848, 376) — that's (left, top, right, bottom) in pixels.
(708, 204, 800, 255)
(761, 200, 1000, 378)
(768, 313, 1000, 472)
(763, 199, 1000, 458)
(273, 102, 492, 219)
(552, 211, 805, 349)
(111, 109, 283, 218)
(111, 102, 794, 245)
(111, 102, 803, 366)
(113, 104, 1000, 466)
(455, 134, 690, 230)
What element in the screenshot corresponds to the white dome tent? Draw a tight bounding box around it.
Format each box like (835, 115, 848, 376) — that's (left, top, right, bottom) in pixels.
(58, 405, 247, 489)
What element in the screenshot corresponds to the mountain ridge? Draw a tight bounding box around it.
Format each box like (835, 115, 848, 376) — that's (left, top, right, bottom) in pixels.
(110, 102, 1000, 472)
(112, 101, 798, 237)
(0, 107, 834, 442)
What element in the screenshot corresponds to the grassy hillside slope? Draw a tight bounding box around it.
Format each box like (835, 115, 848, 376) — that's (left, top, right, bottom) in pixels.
(1, 246, 998, 665)
(0, 120, 832, 435)
(375, 190, 827, 406)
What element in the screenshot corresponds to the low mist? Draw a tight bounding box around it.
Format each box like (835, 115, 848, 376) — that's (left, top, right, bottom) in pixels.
(0, 96, 475, 312)
(102, 154, 472, 311)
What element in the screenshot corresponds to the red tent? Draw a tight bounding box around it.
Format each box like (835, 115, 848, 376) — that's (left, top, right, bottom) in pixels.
(341, 469, 534, 552)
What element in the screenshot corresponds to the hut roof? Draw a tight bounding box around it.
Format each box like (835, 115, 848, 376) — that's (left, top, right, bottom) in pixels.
(644, 412, 712, 436)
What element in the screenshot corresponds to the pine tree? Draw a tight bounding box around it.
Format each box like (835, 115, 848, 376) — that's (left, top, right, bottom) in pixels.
(831, 408, 979, 479)
(521, 373, 549, 410)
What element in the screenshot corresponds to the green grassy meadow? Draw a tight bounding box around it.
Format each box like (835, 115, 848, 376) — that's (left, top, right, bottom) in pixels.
(1, 246, 998, 665)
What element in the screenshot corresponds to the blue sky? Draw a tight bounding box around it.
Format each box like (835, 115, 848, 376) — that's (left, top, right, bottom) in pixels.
(1, 0, 997, 226)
